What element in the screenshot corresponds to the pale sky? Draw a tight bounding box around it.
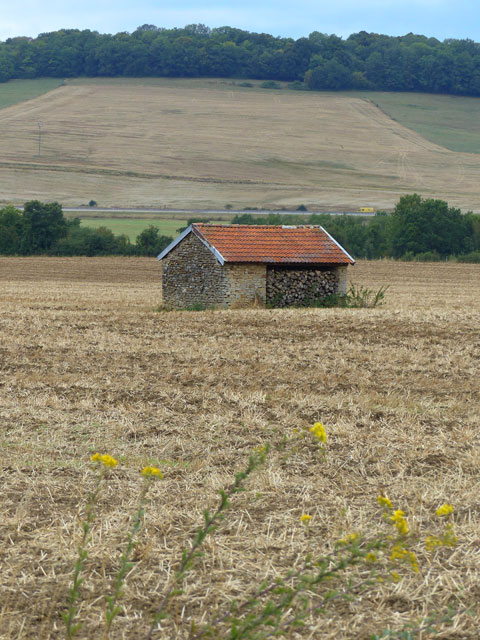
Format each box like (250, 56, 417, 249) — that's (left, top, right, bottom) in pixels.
(1, 0, 479, 42)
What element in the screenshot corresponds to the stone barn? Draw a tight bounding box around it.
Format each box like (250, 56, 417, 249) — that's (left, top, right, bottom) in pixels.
(158, 223, 355, 308)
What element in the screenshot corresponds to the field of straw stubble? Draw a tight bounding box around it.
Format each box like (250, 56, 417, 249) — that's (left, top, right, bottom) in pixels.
(0, 257, 479, 639)
(4, 78, 480, 211)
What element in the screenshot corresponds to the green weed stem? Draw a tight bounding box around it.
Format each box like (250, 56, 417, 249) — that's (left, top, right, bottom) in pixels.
(146, 446, 269, 640)
(63, 466, 106, 640)
(226, 540, 383, 639)
(104, 479, 152, 638)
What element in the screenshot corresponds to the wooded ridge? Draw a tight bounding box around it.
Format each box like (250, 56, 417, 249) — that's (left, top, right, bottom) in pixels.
(2, 24, 480, 96)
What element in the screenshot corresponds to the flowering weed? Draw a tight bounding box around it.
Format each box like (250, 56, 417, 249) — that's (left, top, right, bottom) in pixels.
(62, 428, 460, 640)
(62, 454, 118, 639)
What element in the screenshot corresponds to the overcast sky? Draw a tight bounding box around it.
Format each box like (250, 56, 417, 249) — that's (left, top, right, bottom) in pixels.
(1, 0, 479, 42)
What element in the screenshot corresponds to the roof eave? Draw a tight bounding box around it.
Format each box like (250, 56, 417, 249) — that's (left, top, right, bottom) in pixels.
(157, 223, 226, 265)
(157, 225, 193, 261)
(221, 258, 352, 264)
(191, 225, 225, 265)
(319, 226, 356, 265)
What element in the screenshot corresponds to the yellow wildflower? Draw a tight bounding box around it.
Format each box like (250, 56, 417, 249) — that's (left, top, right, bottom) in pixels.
(309, 422, 327, 443)
(426, 524, 457, 550)
(390, 509, 409, 535)
(365, 552, 377, 563)
(390, 545, 418, 572)
(396, 518, 409, 536)
(300, 514, 311, 523)
(443, 522, 457, 547)
(408, 551, 419, 573)
(425, 535, 443, 551)
(390, 545, 408, 561)
(337, 532, 359, 545)
(141, 466, 164, 478)
(91, 453, 118, 468)
(391, 571, 401, 583)
(436, 504, 454, 517)
(377, 495, 393, 509)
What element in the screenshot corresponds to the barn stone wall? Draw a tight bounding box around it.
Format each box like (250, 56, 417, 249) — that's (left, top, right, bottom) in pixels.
(266, 265, 346, 307)
(337, 265, 348, 295)
(161, 233, 229, 308)
(225, 264, 266, 307)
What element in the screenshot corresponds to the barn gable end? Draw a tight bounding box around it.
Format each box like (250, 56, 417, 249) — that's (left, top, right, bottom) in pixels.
(161, 232, 230, 308)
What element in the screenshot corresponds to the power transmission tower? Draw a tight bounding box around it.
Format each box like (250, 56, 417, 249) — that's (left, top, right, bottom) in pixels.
(38, 120, 43, 156)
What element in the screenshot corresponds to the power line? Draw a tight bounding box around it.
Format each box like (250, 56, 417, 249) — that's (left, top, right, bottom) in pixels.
(37, 120, 43, 156)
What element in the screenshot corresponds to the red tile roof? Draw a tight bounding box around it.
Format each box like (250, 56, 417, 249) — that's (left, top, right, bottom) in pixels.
(192, 224, 354, 264)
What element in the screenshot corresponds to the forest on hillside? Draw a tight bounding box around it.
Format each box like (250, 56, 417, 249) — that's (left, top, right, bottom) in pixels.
(1, 24, 480, 96)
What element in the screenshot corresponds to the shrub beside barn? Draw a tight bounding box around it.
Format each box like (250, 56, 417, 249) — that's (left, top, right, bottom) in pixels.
(158, 224, 355, 308)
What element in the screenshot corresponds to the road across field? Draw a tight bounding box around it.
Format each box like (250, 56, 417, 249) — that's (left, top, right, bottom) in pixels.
(61, 207, 376, 217)
(15, 205, 376, 217)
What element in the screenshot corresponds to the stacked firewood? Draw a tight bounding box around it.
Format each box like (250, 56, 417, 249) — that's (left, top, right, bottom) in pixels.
(266, 269, 337, 307)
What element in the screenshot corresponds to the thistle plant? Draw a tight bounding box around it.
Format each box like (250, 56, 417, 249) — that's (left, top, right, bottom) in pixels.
(346, 283, 390, 308)
(62, 453, 118, 640)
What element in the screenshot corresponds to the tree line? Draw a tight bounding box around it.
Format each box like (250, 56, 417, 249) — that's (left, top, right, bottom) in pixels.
(0, 201, 172, 256)
(2, 25, 480, 96)
(232, 195, 480, 262)
(1, 196, 479, 260)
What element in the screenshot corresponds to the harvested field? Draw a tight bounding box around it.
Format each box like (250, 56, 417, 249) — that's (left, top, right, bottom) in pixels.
(2, 78, 480, 210)
(0, 257, 479, 639)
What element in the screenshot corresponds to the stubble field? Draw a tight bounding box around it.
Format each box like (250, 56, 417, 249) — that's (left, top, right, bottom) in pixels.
(0, 257, 479, 639)
(3, 77, 480, 211)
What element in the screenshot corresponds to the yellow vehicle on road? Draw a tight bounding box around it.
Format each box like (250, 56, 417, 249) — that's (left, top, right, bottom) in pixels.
(358, 206, 375, 213)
